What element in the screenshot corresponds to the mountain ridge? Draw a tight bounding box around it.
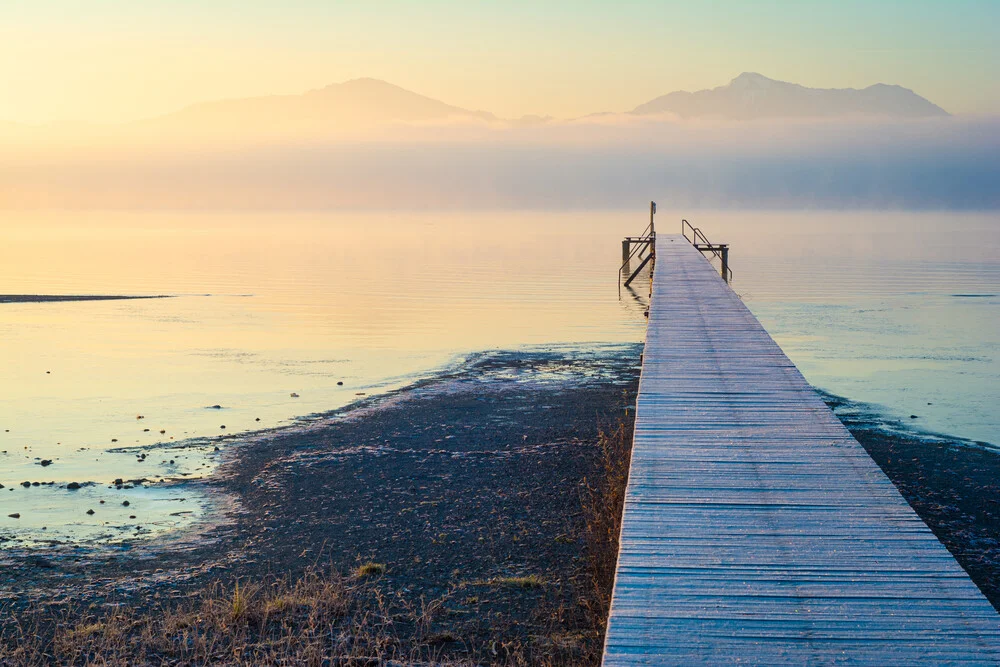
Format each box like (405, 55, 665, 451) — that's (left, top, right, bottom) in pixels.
(631, 72, 948, 119)
(1, 73, 952, 137)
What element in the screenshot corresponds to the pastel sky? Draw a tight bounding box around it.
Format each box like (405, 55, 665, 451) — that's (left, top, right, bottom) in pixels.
(2, 0, 999, 123)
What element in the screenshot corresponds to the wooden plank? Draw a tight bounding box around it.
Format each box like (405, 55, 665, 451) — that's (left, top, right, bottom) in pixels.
(603, 235, 1000, 665)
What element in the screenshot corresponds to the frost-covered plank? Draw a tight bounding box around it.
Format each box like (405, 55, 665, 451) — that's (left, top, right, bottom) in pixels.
(603, 235, 1000, 665)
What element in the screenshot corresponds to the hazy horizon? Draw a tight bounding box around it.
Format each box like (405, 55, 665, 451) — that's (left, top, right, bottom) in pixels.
(2, 2, 999, 212)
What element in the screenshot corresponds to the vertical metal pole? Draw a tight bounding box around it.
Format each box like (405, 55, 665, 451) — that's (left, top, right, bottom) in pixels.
(721, 246, 729, 283)
(621, 239, 631, 274)
(649, 201, 656, 237)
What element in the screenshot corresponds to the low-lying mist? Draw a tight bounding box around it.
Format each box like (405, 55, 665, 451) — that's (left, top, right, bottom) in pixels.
(2, 114, 998, 210)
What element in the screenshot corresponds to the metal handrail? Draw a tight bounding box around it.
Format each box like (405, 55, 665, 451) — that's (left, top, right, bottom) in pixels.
(681, 219, 733, 282)
(618, 223, 656, 274)
(618, 223, 656, 297)
(618, 222, 654, 275)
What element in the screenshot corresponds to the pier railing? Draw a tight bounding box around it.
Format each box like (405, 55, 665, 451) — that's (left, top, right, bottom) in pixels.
(682, 219, 732, 283)
(619, 203, 658, 293)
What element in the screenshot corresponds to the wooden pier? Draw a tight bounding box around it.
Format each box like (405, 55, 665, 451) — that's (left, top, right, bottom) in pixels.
(603, 233, 1000, 664)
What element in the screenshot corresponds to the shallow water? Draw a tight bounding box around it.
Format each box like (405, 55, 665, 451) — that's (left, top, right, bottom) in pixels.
(1, 209, 997, 545)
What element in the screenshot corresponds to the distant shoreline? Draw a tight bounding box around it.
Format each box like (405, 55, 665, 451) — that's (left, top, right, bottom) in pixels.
(0, 294, 172, 303)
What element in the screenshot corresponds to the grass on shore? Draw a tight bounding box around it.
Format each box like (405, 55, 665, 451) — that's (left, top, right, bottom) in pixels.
(1, 414, 635, 666)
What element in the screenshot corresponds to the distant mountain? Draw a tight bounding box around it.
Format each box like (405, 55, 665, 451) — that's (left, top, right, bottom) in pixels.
(632, 72, 949, 119)
(134, 78, 497, 138)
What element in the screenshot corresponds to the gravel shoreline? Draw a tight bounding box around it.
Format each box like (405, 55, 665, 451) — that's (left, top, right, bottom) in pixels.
(2, 346, 643, 664)
(3, 346, 1000, 663)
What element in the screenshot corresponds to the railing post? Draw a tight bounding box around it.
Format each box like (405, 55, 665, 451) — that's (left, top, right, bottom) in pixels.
(721, 246, 729, 283)
(622, 239, 631, 274)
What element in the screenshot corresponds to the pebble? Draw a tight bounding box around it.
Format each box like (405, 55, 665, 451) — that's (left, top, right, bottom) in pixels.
(39, 460, 53, 467)
(123, 500, 130, 507)
(7, 513, 19, 519)
(337, 381, 344, 386)
(67, 482, 81, 490)
(290, 393, 300, 398)
(86, 509, 95, 515)
(21, 481, 30, 488)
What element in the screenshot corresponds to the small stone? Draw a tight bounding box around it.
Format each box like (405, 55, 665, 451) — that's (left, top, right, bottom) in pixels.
(159, 430, 166, 434)
(214, 446, 220, 452)
(209, 405, 222, 409)
(337, 381, 344, 386)
(39, 459, 52, 467)
(290, 393, 299, 398)
(255, 417, 260, 422)
(7, 513, 19, 519)
(114, 478, 123, 485)
(86, 509, 95, 515)
(910, 414, 919, 419)
(220, 425, 226, 430)
(129, 515, 136, 519)
(122, 500, 130, 507)
(136, 415, 144, 420)
(21, 481, 30, 488)
(143, 428, 150, 432)
(66, 482, 81, 490)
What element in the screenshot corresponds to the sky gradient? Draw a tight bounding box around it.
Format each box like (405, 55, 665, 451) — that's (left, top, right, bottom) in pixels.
(2, 0, 999, 123)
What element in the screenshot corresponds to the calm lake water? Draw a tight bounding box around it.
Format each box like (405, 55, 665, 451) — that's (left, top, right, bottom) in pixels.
(1, 209, 998, 546)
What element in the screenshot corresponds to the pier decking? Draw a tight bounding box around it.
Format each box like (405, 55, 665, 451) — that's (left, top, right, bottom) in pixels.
(603, 235, 1000, 664)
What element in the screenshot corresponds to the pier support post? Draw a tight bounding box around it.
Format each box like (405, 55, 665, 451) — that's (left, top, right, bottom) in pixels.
(721, 246, 729, 283)
(622, 239, 631, 273)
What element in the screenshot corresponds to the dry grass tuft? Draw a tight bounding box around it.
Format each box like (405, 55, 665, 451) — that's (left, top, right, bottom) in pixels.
(353, 561, 387, 578)
(580, 413, 635, 629)
(480, 575, 546, 589)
